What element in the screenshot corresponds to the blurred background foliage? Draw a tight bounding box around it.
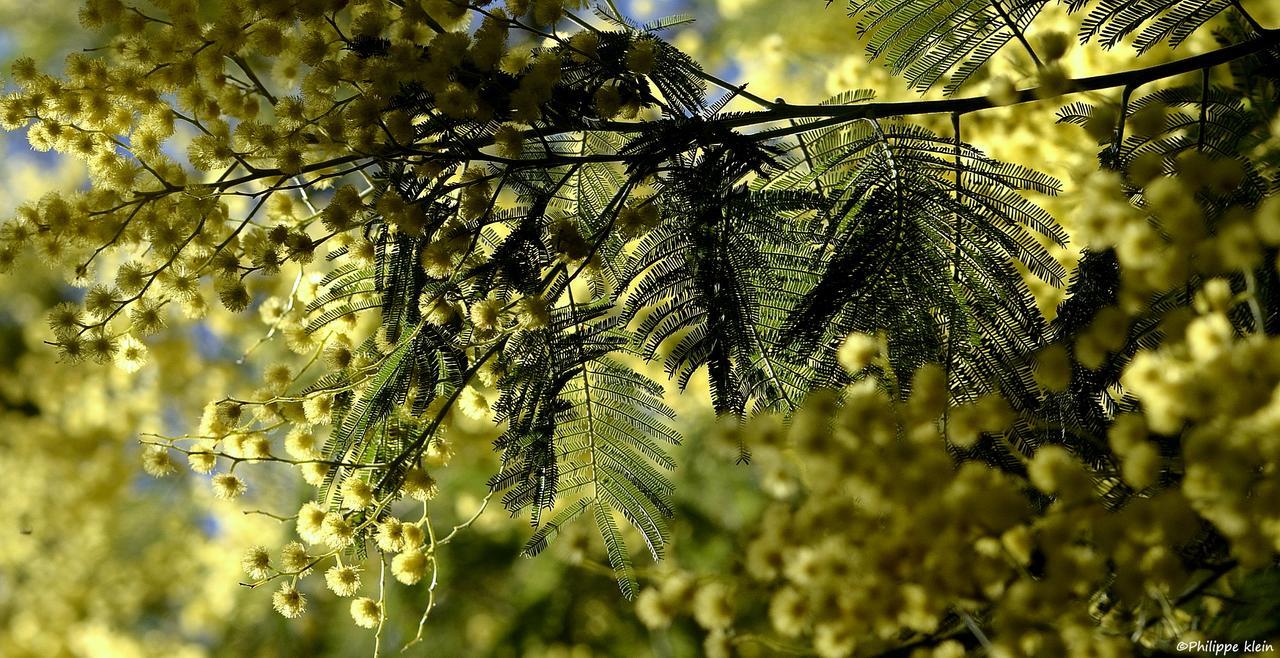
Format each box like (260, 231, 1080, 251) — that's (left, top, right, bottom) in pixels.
(4, 1, 1280, 657)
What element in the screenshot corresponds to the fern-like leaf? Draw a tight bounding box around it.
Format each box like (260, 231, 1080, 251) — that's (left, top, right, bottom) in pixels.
(842, 0, 1051, 95)
(1074, 0, 1240, 53)
(781, 118, 1061, 402)
(491, 300, 679, 595)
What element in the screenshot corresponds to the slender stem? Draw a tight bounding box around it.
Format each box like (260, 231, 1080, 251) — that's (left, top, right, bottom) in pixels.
(1139, 561, 1238, 633)
(237, 262, 304, 363)
(946, 112, 963, 408)
(435, 490, 493, 545)
(1198, 67, 1211, 152)
(1244, 269, 1266, 332)
(693, 70, 778, 109)
(1232, 0, 1267, 34)
(229, 54, 278, 104)
(402, 511, 439, 652)
(1118, 84, 1134, 145)
(960, 610, 994, 653)
(990, 0, 1043, 69)
(731, 634, 810, 655)
(243, 509, 295, 522)
(373, 556, 387, 658)
(790, 119, 826, 197)
(440, 34, 1280, 168)
(1108, 84, 1134, 166)
(562, 7, 776, 109)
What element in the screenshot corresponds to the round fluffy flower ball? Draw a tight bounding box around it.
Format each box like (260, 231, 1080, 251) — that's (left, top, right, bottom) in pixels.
(272, 583, 307, 619)
(187, 449, 217, 473)
(280, 542, 312, 575)
(296, 501, 328, 544)
(211, 473, 247, 500)
(692, 582, 735, 630)
(458, 386, 493, 420)
(634, 587, 675, 629)
(242, 545, 272, 580)
(401, 523, 426, 549)
(351, 597, 382, 629)
(340, 477, 375, 510)
(320, 512, 355, 548)
(1027, 446, 1085, 497)
(141, 445, 177, 477)
(469, 297, 505, 331)
(391, 549, 430, 585)
(837, 332, 879, 373)
(1033, 344, 1072, 392)
(402, 468, 439, 501)
(376, 519, 406, 553)
(116, 335, 148, 372)
(325, 564, 362, 597)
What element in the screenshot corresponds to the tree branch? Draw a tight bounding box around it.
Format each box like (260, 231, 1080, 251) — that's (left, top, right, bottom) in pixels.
(453, 32, 1280, 156)
(991, 0, 1043, 69)
(724, 31, 1280, 127)
(229, 54, 278, 105)
(1232, 0, 1267, 34)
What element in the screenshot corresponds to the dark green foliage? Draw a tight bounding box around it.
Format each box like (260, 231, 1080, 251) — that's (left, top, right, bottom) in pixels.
(1020, 249, 1127, 466)
(622, 137, 817, 419)
(485, 301, 679, 598)
(1223, 16, 1280, 185)
(839, 0, 1051, 94)
(319, 13, 1076, 597)
(1072, 0, 1241, 52)
(779, 117, 1063, 405)
(219, 0, 1280, 607)
(838, 0, 1263, 95)
(1057, 83, 1269, 210)
(1015, 18, 1280, 511)
(1210, 567, 1280, 642)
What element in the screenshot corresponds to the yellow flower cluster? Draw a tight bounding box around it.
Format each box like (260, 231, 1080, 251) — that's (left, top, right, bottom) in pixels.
(1072, 163, 1277, 311)
(635, 365, 1273, 656)
(0, 0, 666, 370)
(1120, 307, 1280, 569)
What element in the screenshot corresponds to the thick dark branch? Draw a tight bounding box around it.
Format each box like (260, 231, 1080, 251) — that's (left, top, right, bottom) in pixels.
(454, 32, 1280, 157)
(194, 34, 1280, 197)
(1232, 0, 1267, 34)
(721, 31, 1280, 126)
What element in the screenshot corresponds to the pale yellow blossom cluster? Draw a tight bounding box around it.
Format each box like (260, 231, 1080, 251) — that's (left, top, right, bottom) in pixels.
(628, 368, 1274, 657)
(0, 0, 663, 369)
(0, 0, 693, 632)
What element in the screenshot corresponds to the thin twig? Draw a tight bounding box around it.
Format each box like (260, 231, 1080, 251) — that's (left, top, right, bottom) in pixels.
(991, 0, 1043, 69)
(1232, 0, 1268, 34)
(373, 556, 387, 657)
